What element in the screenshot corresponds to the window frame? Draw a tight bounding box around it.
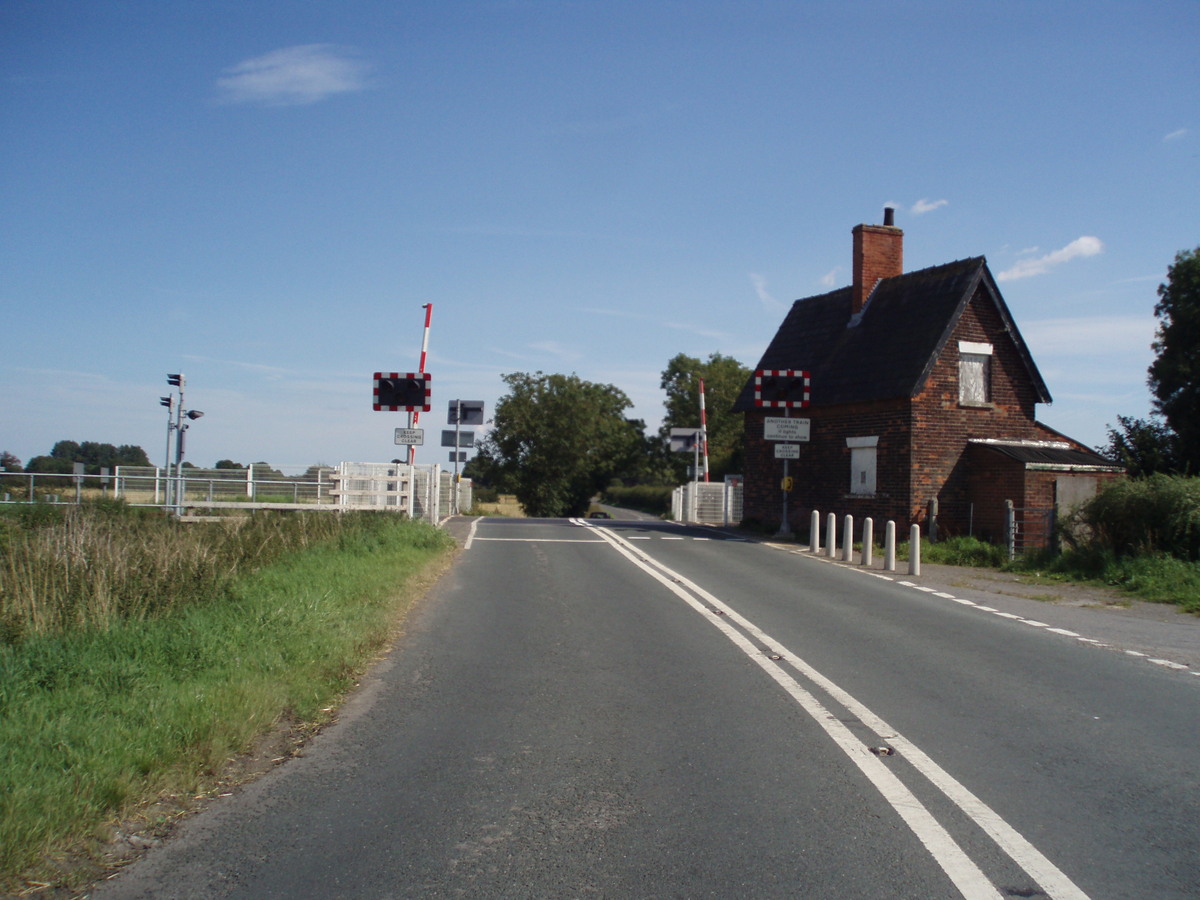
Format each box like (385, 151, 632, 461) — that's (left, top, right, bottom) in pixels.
(958, 340, 994, 407)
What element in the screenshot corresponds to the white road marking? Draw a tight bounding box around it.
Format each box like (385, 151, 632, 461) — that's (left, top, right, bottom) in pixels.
(790, 548, 1198, 677)
(473, 537, 606, 543)
(589, 526, 1090, 900)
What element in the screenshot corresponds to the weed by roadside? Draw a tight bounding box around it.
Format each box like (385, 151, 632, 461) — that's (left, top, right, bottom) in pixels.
(0, 504, 455, 890)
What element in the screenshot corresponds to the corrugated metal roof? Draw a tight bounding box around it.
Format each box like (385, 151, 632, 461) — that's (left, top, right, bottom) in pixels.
(973, 442, 1120, 469)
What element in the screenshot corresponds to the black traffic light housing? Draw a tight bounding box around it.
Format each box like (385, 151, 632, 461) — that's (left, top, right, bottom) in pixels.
(374, 372, 431, 411)
(754, 369, 811, 408)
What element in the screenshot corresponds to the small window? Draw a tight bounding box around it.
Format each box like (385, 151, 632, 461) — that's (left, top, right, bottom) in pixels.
(847, 436, 878, 496)
(958, 341, 993, 405)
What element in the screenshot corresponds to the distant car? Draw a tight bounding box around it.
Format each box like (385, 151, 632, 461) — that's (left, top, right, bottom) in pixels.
(588, 511, 611, 519)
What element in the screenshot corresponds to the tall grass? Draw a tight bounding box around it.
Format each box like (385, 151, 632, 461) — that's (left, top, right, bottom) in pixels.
(0, 502, 398, 642)
(0, 503, 455, 887)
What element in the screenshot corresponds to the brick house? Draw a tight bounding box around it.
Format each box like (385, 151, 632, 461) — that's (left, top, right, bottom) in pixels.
(734, 210, 1122, 545)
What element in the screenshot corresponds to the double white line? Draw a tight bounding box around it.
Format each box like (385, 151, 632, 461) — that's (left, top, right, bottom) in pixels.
(579, 520, 1090, 900)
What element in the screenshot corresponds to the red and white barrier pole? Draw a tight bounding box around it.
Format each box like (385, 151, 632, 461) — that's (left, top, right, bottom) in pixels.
(699, 378, 710, 483)
(409, 303, 433, 464)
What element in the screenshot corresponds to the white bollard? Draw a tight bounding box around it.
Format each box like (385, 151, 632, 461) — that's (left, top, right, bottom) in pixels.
(884, 520, 896, 572)
(842, 515, 854, 562)
(909, 523, 921, 576)
(810, 509, 821, 554)
(826, 512, 837, 558)
(862, 518, 874, 567)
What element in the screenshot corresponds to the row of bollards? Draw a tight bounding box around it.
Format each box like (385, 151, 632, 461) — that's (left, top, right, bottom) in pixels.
(806, 510, 920, 575)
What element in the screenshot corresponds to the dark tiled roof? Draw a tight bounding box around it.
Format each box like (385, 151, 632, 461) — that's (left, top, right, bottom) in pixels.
(734, 257, 1050, 410)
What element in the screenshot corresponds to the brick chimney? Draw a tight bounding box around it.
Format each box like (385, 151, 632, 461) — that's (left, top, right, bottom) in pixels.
(851, 207, 903, 314)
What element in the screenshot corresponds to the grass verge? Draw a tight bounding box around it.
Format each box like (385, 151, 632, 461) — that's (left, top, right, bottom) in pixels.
(0, 512, 455, 891)
(916, 536, 1200, 613)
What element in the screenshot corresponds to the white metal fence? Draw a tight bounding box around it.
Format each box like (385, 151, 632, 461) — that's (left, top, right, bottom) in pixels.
(671, 476, 743, 526)
(1, 463, 472, 525)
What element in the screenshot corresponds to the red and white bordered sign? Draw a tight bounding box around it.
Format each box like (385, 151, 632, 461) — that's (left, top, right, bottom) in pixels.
(753, 369, 811, 408)
(373, 372, 432, 412)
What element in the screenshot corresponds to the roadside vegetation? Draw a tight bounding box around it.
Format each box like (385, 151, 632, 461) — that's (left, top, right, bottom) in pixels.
(0, 502, 455, 890)
(917, 475, 1200, 613)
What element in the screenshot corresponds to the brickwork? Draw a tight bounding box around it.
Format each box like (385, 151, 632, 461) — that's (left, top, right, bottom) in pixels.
(740, 220, 1120, 542)
(852, 224, 903, 313)
(742, 286, 1086, 537)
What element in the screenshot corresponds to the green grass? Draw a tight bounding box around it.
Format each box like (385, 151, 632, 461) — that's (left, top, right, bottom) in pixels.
(1005, 548, 1200, 614)
(914, 534, 1200, 613)
(0, 507, 455, 888)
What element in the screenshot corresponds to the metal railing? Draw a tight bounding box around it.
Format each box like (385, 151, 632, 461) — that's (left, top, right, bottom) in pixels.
(2, 464, 472, 525)
(671, 477, 743, 526)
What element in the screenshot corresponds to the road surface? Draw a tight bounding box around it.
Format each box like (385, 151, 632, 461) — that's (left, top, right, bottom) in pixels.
(94, 515, 1200, 899)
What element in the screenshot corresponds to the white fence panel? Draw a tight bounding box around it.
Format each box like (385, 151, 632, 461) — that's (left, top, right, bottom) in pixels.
(671, 478, 743, 526)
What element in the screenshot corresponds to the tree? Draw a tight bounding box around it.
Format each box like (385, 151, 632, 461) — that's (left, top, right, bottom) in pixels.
(0, 451, 21, 473)
(24, 441, 153, 477)
(477, 372, 646, 517)
(1101, 415, 1181, 478)
(659, 353, 751, 482)
(1148, 247, 1200, 473)
(214, 459, 245, 469)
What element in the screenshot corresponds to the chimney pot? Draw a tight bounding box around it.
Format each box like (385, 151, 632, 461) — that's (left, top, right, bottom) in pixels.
(883, 206, 895, 227)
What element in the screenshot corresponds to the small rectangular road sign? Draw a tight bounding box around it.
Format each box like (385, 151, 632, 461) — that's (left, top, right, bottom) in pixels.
(764, 417, 811, 442)
(774, 443, 801, 460)
(442, 430, 475, 448)
(394, 428, 424, 446)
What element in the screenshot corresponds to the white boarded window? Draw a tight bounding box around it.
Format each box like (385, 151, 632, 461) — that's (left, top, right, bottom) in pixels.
(847, 436, 878, 496)
(958, 341, 993, 405)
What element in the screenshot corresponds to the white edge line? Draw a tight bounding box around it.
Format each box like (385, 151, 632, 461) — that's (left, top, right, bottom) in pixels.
(590, 528, 1005, 900)
(594, 526, 1091, 900)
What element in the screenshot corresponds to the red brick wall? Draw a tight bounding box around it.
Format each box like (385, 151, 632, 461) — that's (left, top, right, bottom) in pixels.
(908, 288, 1050, 535)
(742, 398, 914, 535)
(741, 285, 1058, 539)
(852, 225, 903, 313)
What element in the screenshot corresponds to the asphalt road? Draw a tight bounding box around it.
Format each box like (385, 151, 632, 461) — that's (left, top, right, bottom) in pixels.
(94, 516, 1200, 899)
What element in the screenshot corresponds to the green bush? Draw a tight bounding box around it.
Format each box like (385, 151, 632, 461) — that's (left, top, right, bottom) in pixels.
(601, 484, 673, 516)
(1068, 474, 1200, 561)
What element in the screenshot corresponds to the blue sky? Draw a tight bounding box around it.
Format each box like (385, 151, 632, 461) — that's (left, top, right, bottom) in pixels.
(2, 1, 1196, 472)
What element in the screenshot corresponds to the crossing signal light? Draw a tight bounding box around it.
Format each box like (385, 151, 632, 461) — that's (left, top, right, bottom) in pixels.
(754, 369, 811, 408)
(373, 372, 431, 411)
(167, 373, 184, 387)
(160, 396, 173, 410)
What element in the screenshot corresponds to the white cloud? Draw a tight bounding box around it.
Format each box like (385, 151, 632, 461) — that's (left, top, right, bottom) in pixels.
(750, 273, 786, 312)
(996, 236, 1104, 281)
(1019, 315, 1154, 357)
(819, 268, 839, 288)
(1164, 128, 1188, 142)
(527, 340, 582, 362)
(911, 198, 948, 215)
(215, 45, 369, 107)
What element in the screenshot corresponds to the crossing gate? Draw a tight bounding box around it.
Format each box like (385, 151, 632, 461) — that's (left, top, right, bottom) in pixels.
(672, 477, 743, 526)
